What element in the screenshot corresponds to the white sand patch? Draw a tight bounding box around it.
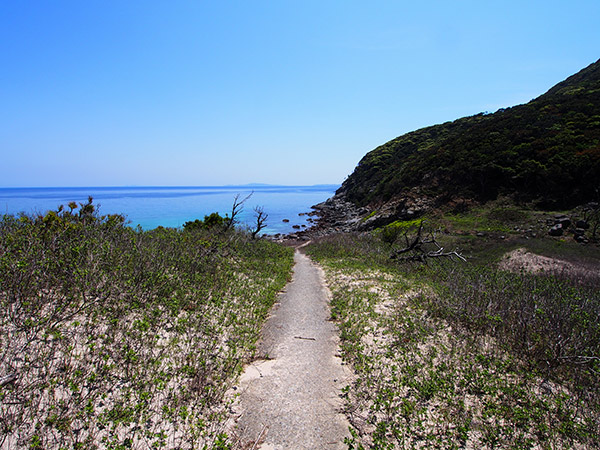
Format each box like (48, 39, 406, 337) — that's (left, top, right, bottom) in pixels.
(499, 247, 592, 276)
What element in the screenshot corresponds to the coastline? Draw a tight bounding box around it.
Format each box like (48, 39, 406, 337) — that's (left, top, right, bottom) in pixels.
(0, 185, 340, 235)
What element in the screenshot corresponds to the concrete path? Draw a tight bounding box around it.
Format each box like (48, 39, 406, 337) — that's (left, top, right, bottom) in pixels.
(228, 248, 351, 449)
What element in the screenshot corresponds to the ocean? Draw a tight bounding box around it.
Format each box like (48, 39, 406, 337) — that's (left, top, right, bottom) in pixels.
(0, 185, 339, 235)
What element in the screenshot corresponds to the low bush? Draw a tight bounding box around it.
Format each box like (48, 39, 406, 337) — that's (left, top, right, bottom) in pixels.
(0, 201, 293, 449)
(307, 232, 600, 448)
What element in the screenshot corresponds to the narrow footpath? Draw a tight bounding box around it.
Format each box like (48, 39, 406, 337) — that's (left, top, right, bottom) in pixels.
(228, 248, 351, 449)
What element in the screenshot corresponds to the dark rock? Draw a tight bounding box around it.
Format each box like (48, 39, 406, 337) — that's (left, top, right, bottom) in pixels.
(476, 232, 486, 237)
(282, 219, 290, 223)
(576, 220, 589, 229)
(574, 228, 586, 236)
(359, 214, 397, 230)
(554, 216, 571, 228)
(292, 225, 301, 229)
(310, 192, 366, 233)
(549, 224, 563, 236)
(297, 190, 435, 238)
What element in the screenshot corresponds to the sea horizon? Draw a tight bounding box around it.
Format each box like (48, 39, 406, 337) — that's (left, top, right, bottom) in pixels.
(0, 184, 339, 235)
(0, 183, 339, 188)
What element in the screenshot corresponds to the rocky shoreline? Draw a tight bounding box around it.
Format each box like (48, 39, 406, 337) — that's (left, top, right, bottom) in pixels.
(267, 192, 363, 243)
(272, 189, 599, 246)
(268, 186, 434, 242)
(289, 187, 439, 239)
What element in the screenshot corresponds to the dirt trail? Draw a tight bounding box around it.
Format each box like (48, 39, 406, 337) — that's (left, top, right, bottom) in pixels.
(228, 248, 351, 449)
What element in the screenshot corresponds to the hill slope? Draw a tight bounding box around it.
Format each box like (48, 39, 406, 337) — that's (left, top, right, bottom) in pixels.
(339, 59, 600, 210)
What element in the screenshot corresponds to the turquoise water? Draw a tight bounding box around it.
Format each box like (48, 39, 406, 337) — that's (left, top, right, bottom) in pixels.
(0, 185, 338, 235)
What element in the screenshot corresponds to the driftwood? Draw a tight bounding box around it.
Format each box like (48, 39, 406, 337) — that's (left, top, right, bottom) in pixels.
(391, 222, 466, 263)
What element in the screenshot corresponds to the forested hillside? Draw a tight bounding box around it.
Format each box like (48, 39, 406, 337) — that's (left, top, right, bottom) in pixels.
(340, 59, 600, 209)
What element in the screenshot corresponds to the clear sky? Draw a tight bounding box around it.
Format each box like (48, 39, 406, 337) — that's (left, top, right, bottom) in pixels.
(1, 1, 599, 187)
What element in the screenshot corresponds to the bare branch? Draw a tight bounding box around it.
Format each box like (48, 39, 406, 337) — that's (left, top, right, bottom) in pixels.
(0, 373, 17, 387)
(391, 222, 465, 263)
(251, 206, 268, 239)
(225, 192, 253, 231)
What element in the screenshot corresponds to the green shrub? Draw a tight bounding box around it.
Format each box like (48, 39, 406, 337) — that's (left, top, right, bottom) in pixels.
(183, 212, 227, 231)
(0, 201, 293, 449)
(306, 233, 600, 448)
(377, 219, 424, 244)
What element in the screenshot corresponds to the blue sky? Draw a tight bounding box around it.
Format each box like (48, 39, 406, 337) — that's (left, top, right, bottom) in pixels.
(1, 1, 599, 187)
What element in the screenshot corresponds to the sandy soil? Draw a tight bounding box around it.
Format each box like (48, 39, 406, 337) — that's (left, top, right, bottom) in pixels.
(498, 247, 596, 276)
(226, 248, 351, 449)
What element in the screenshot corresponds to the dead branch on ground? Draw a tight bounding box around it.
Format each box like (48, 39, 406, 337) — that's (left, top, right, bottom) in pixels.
(391, 222, 466, 263)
